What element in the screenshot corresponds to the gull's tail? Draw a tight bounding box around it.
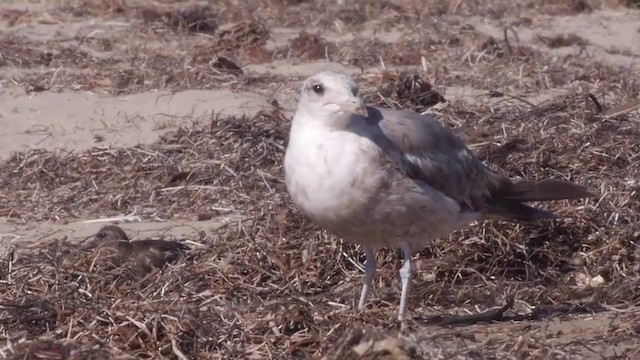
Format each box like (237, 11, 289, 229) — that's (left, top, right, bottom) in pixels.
(483, 178, 597, 222)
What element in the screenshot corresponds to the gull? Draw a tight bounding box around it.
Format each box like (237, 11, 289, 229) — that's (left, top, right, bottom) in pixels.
(83, 225, 190, 277)
(283, 71, 596, 322)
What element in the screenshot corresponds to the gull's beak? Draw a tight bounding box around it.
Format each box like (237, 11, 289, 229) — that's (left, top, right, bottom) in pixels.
(339, 98, 368, 117)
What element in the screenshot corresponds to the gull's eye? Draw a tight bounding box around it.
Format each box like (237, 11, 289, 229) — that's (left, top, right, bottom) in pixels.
(311, 84, 324, 95)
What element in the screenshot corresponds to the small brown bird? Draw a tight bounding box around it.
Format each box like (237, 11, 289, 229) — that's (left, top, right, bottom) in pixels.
(87, 225, 190, 276)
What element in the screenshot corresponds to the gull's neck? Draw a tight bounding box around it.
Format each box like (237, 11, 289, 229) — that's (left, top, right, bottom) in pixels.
(292, 106, 362, 134)
(291, 107, 331, 132)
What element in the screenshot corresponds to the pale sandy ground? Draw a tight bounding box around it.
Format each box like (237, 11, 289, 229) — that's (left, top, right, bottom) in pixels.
(0, 2, 638, 250)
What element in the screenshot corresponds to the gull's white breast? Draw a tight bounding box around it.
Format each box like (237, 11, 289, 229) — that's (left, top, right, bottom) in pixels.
(284, 121, 380, 227)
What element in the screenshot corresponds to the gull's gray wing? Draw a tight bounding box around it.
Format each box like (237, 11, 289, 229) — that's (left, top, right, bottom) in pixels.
(358, 106, 595, 220)
(364, 106, 498, 212)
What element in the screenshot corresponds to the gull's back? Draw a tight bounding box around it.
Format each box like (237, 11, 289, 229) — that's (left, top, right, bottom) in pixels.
(365, 105, 594, 223)
(369, 106, 493, 210)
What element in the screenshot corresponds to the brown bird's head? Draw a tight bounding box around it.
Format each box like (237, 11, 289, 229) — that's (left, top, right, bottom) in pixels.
(94, 225, 129, 242)
(79, 225, 129, 251)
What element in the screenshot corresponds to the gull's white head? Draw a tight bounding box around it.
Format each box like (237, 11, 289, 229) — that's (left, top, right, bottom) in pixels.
(295, 71, 367, 121)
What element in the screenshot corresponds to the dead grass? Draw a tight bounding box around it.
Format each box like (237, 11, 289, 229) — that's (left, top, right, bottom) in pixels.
(536, 33, 590, 49)
(0, 0, 631, 96)
(2, 0, 640, 358)
(1, 81, 640, 358)
(283, 31, 336, 61)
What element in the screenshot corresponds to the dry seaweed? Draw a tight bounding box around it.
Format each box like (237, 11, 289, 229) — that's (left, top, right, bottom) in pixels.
(1, 89, 639, 358)
(536, 33, 589, 49)
(2, 0, 640, 358)
(364, 70, 447, 112)
(286, 31, 335, 61)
